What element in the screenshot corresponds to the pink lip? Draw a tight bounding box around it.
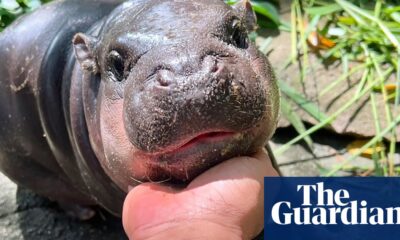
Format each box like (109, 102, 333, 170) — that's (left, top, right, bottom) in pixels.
(172, 131, 236, 153)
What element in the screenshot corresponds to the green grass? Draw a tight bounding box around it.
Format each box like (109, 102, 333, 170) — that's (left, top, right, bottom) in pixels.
(276, 0, 400, 176)
(228, 0, 400, 177)
(1, 0, 45, 31)
(226, 0, 285, 29)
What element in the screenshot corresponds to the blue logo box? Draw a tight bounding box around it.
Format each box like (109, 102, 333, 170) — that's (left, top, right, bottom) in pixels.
(264, 177, 400, 240)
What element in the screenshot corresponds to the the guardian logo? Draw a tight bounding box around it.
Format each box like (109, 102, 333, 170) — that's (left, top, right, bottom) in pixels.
(264, 177, 400, 239)
(271, 182, 400, 225)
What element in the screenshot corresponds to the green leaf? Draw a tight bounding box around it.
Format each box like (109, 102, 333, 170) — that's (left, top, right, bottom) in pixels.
(21, 0, 41, 11)
(0, 0, 20, 10)
(325, 114, 400, 176)
(305, 3, 342, 16)
(390, 12, 400, 24)
(251, 1, 280, 25)
(336, 0, 400, 49)
(278, 80, 330, 124)
(225, 0, 281, 26)
(275, 74, 388, 156)
(280, 96, 314, 150)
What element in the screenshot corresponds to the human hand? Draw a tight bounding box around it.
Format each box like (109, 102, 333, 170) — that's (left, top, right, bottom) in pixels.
(123, 149, 278, 240)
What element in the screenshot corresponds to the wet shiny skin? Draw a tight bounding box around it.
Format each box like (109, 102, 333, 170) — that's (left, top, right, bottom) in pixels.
(80, 0, 280, 190)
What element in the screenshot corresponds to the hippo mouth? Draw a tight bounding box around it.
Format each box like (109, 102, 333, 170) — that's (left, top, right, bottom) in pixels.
(135, 128, 260, 183)
(168, 131, 237, 154)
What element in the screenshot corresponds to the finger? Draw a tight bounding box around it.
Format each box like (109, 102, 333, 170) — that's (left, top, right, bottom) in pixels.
(251, 148, 280, 177)
(123, 149, 278, 239)
(122, 183, 178, 239)
(188, 148, 278, 189)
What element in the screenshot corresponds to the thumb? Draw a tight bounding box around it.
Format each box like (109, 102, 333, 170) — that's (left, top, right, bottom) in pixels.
(122, 183, 180, 239)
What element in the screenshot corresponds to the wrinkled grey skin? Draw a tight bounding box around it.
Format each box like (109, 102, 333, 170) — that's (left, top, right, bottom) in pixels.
(0, 0, 279, 216)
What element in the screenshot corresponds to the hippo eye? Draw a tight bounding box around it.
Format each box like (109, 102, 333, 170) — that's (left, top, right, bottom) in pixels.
(230, 20, 248, 49)
(107, 50, 125, 82)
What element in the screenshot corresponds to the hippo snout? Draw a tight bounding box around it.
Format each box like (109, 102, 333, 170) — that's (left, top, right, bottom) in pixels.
(152, 53, 222, 87)
(123, 49, 267, 154)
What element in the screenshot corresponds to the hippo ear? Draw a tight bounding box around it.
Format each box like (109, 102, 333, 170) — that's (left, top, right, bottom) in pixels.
(233, 0, 258, 31)
(72, 33, 99, 74)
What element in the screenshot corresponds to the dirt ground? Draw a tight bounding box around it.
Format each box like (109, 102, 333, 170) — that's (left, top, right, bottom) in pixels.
(0, 172, 127, 240)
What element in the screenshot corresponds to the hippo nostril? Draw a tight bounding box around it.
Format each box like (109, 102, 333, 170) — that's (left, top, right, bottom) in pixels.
(211, 60, 219, 73)
(208, 58, 226, 76)
(214, 62, 227, 75)
(203, 55, 220, 73)
(156, 69, 173, 87)
(157, 77, 170, 87)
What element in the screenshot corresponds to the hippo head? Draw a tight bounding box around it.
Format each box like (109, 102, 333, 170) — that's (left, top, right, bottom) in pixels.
(72, 0, 279, 191)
